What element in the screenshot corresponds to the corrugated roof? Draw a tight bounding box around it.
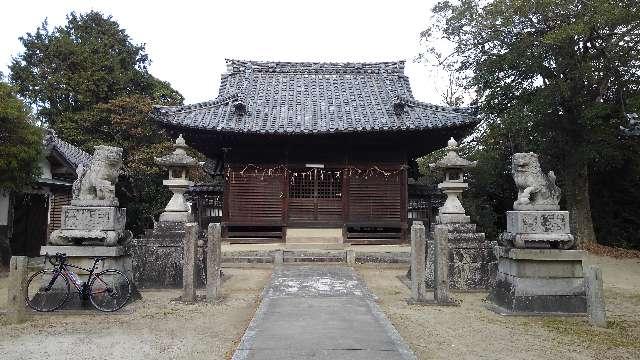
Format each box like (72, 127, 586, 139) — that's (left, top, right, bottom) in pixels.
(153, 59, 477, 134)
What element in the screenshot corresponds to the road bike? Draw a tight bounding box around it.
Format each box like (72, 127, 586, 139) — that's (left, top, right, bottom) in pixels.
(25, 252, 131, 312)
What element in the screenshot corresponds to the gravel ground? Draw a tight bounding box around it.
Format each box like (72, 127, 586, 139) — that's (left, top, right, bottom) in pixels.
(357, 253, 640, 360)
(1, 253, 638, 360)
(0, 268, 271, 360)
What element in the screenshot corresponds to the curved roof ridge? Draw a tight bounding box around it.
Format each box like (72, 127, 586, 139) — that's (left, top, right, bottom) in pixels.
(393, 95, 477, 115)
(225, 59, 406, 74)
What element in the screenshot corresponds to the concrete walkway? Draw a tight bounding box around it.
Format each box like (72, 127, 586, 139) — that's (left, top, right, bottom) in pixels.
(231, 265, 417, 360)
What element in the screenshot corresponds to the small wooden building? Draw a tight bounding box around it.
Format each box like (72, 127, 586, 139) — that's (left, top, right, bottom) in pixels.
(0, 131, 91, 263)
(154, 60, 476, 244)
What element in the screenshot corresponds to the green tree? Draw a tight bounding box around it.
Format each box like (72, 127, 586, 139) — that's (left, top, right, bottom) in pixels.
(0, 80, 42, 190)
(9, 11, 187, 235)
(67, 96, 175, 234)
(422, 0, 640, 247)
(9, 11, 182, 127)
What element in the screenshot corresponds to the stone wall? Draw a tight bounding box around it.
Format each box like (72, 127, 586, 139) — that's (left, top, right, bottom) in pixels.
(130, 222, 206, 289)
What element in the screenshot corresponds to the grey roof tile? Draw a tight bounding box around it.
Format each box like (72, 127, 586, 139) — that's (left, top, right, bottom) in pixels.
(44, 130, 92, 168)
(153, 59, 477, 134)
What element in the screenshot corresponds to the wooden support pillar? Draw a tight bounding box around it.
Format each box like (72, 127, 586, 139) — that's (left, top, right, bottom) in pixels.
(207, 223, 222, 302)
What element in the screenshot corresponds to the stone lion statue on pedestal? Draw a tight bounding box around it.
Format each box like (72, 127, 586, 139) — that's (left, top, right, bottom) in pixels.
(71, 145, 123, 207)
(512, 152, 561, 210)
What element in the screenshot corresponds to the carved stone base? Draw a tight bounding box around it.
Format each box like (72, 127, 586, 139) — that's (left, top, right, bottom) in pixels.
(426, 222, 497, 290)
(501, 210, 574, 249)
(436, 214, 471, 224)
(130, 221, 205, 288)
(49, 206, 130, 246)
(488, 246, 587, 315)
(159, 211, 193, 223)
(49, 229, 131, 246)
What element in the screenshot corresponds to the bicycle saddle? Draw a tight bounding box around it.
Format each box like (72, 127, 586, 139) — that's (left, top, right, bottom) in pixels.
(90, 256, 108, 261)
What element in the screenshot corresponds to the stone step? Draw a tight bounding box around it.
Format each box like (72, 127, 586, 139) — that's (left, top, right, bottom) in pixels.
(285, 228, 343, 244)
(285, 243, 346, 250)
(220, 249, 410, 264)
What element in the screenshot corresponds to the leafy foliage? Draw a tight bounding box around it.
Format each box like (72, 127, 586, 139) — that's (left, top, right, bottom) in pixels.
(0, 80, 42, 190)
(422, 0, 640, 247)
(9, 11, 182, 126)
(8, 11, 189, 235)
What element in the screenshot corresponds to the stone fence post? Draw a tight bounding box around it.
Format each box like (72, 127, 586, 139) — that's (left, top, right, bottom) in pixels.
(585, 265, 607, 327)
(433, 226, 451, 304)
(7, 256, 28, 323)
(410, 221, 426, 302)
(207, 223, 222, 302)
(182, 223, 198, 302)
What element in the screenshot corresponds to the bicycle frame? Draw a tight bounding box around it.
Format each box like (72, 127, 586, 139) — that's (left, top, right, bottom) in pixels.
(48, 257, 104, 294)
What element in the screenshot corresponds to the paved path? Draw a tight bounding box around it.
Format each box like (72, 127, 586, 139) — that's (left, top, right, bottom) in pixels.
(232, 265, 416, 360)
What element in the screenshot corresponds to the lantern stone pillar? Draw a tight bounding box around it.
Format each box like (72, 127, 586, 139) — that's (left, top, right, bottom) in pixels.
(429, 137, 476, 224)
(131, 135, 203, 289)
(155, 134, 199, 223)
(426, 138, 495, 291)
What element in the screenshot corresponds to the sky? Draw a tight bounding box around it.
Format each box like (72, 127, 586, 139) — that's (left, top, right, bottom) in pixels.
(0, 0, 450, 105)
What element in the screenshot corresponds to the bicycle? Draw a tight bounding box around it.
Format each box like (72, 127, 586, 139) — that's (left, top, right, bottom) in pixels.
(25, 252, 132, 312)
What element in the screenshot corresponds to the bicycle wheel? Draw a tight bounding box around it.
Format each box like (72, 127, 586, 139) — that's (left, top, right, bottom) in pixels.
(25, 269, 70, 312)
(89, 269, 131, 312)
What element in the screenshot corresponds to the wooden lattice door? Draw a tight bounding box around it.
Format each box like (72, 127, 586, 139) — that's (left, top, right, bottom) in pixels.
(288, 169, 342, 225)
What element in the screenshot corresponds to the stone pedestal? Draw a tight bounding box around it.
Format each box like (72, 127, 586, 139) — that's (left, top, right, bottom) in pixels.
(49, 206, 129, 246)
(39, 245, 134, 309)
(130, 221, 206, 288)
(502, 211, 574, 249)
(488, 246, 587, 315)
(426, 223, 496, 290)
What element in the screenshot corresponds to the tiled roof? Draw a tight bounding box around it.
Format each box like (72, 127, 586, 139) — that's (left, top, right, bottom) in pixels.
(43, 130, 92, 168)
(153, 59, 477, 134)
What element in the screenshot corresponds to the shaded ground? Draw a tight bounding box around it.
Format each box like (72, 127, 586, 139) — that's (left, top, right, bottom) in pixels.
(357, 253, 640, 360)
(0, 268, 271, 360)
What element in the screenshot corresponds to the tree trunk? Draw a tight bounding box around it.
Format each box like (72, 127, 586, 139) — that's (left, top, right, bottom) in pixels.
(563, 154, 596, 248)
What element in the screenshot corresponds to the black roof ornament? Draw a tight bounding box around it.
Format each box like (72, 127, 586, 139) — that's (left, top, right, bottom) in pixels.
(233, 99, 247, 115)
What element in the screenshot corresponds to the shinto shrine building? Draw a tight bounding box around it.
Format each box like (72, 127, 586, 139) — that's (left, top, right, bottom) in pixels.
(153, 60, 477, 245)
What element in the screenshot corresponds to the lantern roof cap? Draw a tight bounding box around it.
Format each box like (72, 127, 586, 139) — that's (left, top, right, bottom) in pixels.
(155, 134, 199, 167)
(430, 137, 477, 169)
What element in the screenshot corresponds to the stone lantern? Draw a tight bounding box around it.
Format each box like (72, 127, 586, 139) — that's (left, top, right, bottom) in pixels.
(155, 134, 199, 222)
(429, 137, 477, 224)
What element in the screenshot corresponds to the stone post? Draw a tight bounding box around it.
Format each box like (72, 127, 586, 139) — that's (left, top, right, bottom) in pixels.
(7, 256, 28, 323)
(346, 249, 356, 265)
(207, 223, 222, 302)
(410, 221, 426, 302)
(273, 250, 284, 265)
(433, 226, 450, 303)
(585, 265, 607, 327)
(182, 223, 198, 302)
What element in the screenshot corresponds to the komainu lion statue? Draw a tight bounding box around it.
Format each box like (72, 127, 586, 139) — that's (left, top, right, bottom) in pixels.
(512, 152, 561, 210)
(50, 145, 129, 246)
(71, 145, 123, 207)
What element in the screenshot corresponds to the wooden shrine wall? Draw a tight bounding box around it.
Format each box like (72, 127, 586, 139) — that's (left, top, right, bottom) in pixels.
(224, 160, 407, 230)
